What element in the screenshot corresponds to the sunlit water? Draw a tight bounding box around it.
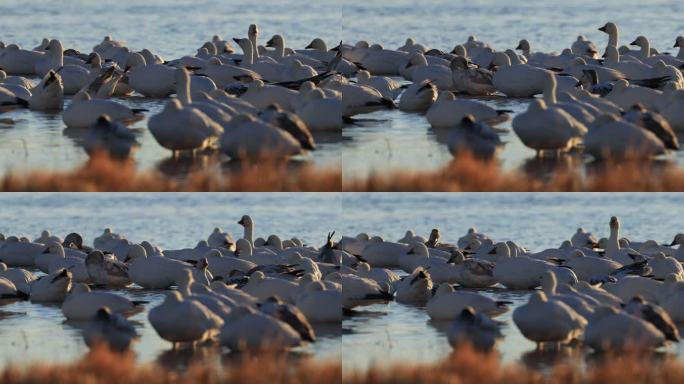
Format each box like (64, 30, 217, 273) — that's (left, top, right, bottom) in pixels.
(0, 193, 342, 368)
(0, 0, 342, 178)
(340, 0, 684, 182)
(339, 193, 684, 374)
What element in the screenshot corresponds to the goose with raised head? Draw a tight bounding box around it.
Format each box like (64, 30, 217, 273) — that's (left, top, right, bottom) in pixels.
(34, 39, 89, 95)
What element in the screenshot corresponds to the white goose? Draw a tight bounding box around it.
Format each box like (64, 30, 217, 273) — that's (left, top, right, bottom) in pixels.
(61, 283, 142, 320)
(29, 71, 64, 111)
(148, 290, 223, 348)
(63, 91, 145, 128)
(125, 244, 190, 289)
(0, 262, 35, 295)
(398, 79, 437, 112)
(85, 250, 130, 287)
(491, 52, 550, 97)
(34, 40, 89, 95)
(426, 91, 508, 128)
(513, 290, 587, 347)
(405, 52, 453, 90)
(148, 98, 223, 156)
(395, 267, 433, 303)
(219, 305, 302, 351)
(356, 70, 402, 100)
(512, 99, 587, 157)
(584, 306, 664, 351)
(219, 113, 303, 160)
(585, 114, 665, 160)
(426, 284, 509, 320)
(295, 281, 342, 323)
(124, 52, 176, 98)
(30, 268, 72, 302)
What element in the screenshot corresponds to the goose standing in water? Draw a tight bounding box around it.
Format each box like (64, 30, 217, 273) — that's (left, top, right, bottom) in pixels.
(148, 99, 223, 157)
(219, 113, 304, 160)
(513, 291, 586, 349)
(149, 291, 223, 349)
(447, 115, 502, 159)
(512, 99, 587, 157)
(83, 115, 140, 158)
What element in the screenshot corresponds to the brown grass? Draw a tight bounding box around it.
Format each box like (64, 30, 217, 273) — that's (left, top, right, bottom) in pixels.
(343, 152, 684, 192)
(0, 345, 341, 384)
(345, 345, 684, 384)
(0, 152, 341, 192)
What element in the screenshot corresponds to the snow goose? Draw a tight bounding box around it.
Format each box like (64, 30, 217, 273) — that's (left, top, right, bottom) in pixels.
(585, 306, 664, 351)
(661, 90, 684, 132)
(447, 307, 503, 351)
(449, 252, 496, 288)
(149, 291, 223, 348)
(395, 267, 433, 303)
(125, 244, 190, 289)
(359, 239, 408, 268)
(258, 104, 316, 150)
(232, 38, 286, 82)
(355, 262, 400, 286)
(625, 296, 680, 341)
(426, 91, 509, 128)
(295, 281, 341, 323)
(219, 113, 302, 160)
(83, 307, 138, 351)
(30, 268, 71, 302)
(426, 284, 509, 320)
(321, 75, 395, 115)
(148, 98, 223, 156)
(0, 276, 27, 300)
(0, 44, 43, 75)
(599, 22, 620, 52)
(450, 56, 496, 96)
(356, 70, 402, 100)
(61, 283, 143, 320)
(82, 115, 139, 158)
(512, 99, 587, 157)
(29, 71, 63, 111)
(34, 40, 89, 95)
(605, 79, 662, 111)
(491, 52, 550, 97)
(513, 290, 586, 348)
(624, 104, 679, 150)
(332, 272, 392, 309)
(603, 275, 662, 303)
(647, 252, 683, 280)
(359, 44, 409, 75)
(259, 296, 315, 342)
(652, 60, 684, 89)
(516, 40, 575, 68)
(571, 228, 599, 248)
(240, 79, 299, 111)
(0, 263, 35, 296)
(562, 250, 621, 282)
(447, 115, 503, 159)
(541, 271, 594, 319)
(84, 250, 130, 287)
(404, 52, 453, 90)
(219, 305, 301, 351)
(0, 237, 45, 267)
(674, 36, 684, 60)
(585, 114, 665, 160)
(571, 35, 599, 58)
(493, 252, 551, 289)
(295, 88, 343, 131)
(0, 69, 32, 89)
(242, 271, 299, 303)
(63, 91, 145, 128)
(124, 52, 175, 98)
(300, 38, 335, 62)
(398, 79, 437, 112)
(603, 45, 654, 80)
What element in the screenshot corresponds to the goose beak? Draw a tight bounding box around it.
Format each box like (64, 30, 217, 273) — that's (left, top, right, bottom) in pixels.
(670, 240, 677, 246)
(238, 218, 245, 225)
(305, 42, 314, 49)
(598, 26, 607, 32)
(265, 38, 275, 47)
(674, 42, 679, 48)
(629, 40, 638, 46)
(515, 43, 522, 50)
(404, 62, 412, 69)
(232, 38, 241, 44)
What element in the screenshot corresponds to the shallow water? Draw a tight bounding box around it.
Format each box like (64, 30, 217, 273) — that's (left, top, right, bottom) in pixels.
(0, 0, 342, 178)
(339, 193, 684, 373)
(340, 0, 684, 181)
(0, 193, 342, 368)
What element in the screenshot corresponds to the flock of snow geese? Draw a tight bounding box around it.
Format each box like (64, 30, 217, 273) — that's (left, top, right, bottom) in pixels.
(1, 22, 683, 161)
(2, 214, 684, 353)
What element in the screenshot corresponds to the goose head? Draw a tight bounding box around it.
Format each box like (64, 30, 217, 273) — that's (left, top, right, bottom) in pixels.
(70, 283, 91, 295)
(237, 214, 253, 227)
(125, 52, 146, 70)
(449, 56, 470, 71)
(49, 268, 72, 289)
(670, 233, 684, 246)
(630, 36, 648, 48)
(516, 39, 531, 53)
(264, 234, 283, 250)
(450, 45, 467, 56)
(609, 216, 620, 232)
(42, 241, 66, 258)
(265, 35, 284, 49)
(406, 242, 429, 258)
(42, 70, 63, 91)
(434, 283, 454, 296)
(305, 38, 326, 51)
(598, 22, 617, 35)
(528, 290, 548, 304)
(409, 267, 432, 288)
(248, 24, 259, 40)
(356, 69, 371, 83)
(436, 91, 455, 102)
(85, 250, 106, 266)
(675, 36, 684, 48)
